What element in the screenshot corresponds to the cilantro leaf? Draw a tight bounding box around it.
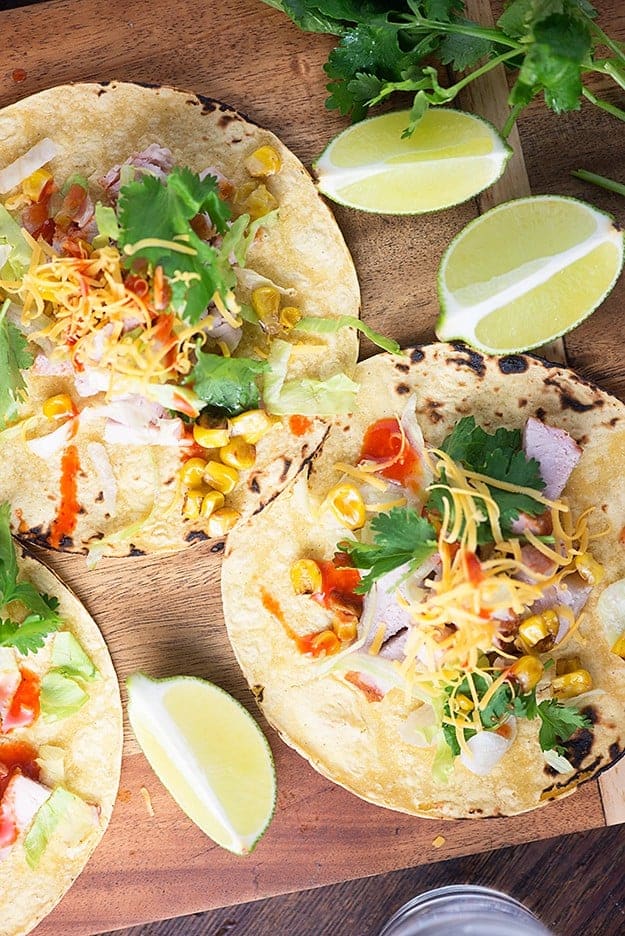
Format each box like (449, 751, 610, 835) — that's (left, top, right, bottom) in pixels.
(0, 614, 61, 655)
(439, 20, 494, 71)
(0, 300, 33, 428)
(0, 503, 62, 624)
(117, 168, 234, 324)
(187, 349, 267, 416)
(535, 698, 591, 751)
(426, 416, 545, 542)
(339, 506, 437, 593)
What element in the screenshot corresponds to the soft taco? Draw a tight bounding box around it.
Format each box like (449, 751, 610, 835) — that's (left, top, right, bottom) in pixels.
(0, 504, 122, 934)
(222, 343, 625, 818)
(0, 81, 360, 557)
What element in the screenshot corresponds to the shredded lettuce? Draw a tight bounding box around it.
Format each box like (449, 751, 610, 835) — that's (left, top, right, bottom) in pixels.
(0, 204, 31, 278)
(294, 315, 402, 355)
(52, 631, 99, 680)
(24, 787, 96, 868)
(39, 671, 89, 721)
(263, 339, 358, 416)
(94, 202, 120, 241)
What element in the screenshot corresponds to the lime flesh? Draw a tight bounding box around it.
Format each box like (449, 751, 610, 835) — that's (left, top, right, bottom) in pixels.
(127, 673, 276, 855)
(437, 195, 624, 353)
(314, 109, 512, 215)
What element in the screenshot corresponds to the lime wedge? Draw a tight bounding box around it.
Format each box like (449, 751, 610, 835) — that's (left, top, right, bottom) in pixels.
(436, 195, 624, 354)
(313, 109, 512, 214)
(127, 673, 276, 855)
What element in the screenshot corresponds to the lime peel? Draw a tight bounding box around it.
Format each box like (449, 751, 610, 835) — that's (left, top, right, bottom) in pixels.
(127, 672, 276, 855)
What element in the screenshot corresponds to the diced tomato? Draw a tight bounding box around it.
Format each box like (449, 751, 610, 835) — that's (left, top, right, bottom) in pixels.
(2, 671, 40, 732)
(125, 274, 150, 298)
(0, 741, 39, 798)
(462, 550, 484, 586)
(288, 415, 313, 437)
(314, 559, 363, 615)
(360, 418, 421, 487)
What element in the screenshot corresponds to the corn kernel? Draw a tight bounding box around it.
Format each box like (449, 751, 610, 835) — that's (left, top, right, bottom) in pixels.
(552, 668, 593, 699)
(612, 634, 625, 659)
(279, 306, 302, 330)
(219, 438, 256, 471)
(228, 409, 275, 444)
(183, 488, 205, 520)
(207, 507, 241, 537)
(518, 610, 559, 651)
(179, 457, 208, 488)
(22, 168, 53, 201)
(200, 490, 225, 518)
(326, 483, 366, 531)
(243, 184, 278, 220)
(574, 552, 604, 586)
(290, 559, 322, 595)
(204, 461, 240, 495)
(193, 423, 230, 449)
(508, 655, 544, 693)
(251, 286, 281, 323)
(245, 145, 282, 178)
(555, 657, 582, 676)
(333, 614, 358, 643)
(455, 693, 474, 713)
(42, 393, 74, 420)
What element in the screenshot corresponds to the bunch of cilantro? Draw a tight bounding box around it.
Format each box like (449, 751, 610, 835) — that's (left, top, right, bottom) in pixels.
(264, 0, 625, 136)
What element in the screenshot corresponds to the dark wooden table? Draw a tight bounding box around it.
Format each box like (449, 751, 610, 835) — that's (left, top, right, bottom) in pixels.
(3, 1, 625, 935)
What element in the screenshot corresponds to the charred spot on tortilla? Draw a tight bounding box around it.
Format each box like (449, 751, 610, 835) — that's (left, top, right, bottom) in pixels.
(395, 362, 410, 374)
(609, 742, 622, 760)
(95, 491, 104, 503)
(280, 458, 293, 482)
(499, 355, 529, 375)
(249, 476, 262, 495)
(518, 398, 528, 408)
(129, 545, 145, 556)
(185, 530, 210, 543)
(210, 540, 225, 553)
(395, 383, 411, 395)
(410, 348, 425, 364)
(535, 407, 547, 421)
(252, 685, 265, 703)
(448, 342, 486, 377)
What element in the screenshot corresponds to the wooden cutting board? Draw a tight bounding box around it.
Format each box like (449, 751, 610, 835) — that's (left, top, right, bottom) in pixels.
(0, 0, 623, 932)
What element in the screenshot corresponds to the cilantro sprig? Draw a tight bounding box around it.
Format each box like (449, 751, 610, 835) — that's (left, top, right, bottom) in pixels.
(0, 299, 33, 429)
(0, 503, 61, 653)
(117, 167, 245, 324)
(339, 506, 437, 593)
(264, 1, 625, 136)
(443, 672, 591, 757)
(426, 416, 546, 543)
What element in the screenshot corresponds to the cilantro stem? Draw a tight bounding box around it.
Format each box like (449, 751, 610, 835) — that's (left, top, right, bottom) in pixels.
(572, 168, 625, 199)
(447, 49, 523, 97)
(581, 87, 625, 124)
(603, 60, 625, 93)
(587, 19, 625, 69)
(501, 102, 523, 140)
(399, 15, 520, 50)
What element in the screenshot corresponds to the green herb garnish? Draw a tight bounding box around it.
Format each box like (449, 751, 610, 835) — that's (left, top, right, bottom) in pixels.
(426, 416, 546, 543)
(264, 0, 625, 136)
(339, 506, 437, 593)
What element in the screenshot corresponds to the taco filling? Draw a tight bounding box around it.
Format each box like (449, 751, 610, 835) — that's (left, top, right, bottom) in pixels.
(0, 82, 361, 555)
(0, 501, 121, 934)
(288, 411, 606, 777)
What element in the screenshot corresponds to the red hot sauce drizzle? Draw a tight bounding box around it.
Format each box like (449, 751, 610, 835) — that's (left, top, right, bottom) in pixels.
(360, 417, 422, 491)
(49, 444, 81, 548)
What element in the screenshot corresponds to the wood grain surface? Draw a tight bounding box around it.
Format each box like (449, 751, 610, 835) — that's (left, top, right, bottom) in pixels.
(1, 0, 624, 934)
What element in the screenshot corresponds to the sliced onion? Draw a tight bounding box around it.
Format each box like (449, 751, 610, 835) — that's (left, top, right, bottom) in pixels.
(597, 578, 625, 651)
(28, 418, 77, 459)
(400, 704, 437, 747)
(543, 749, 574, 773)
(0, 244, 10, 269)
(459, 718, 517, 776)
(0, 138, 59, 194)
(399, 395, 433, 489)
